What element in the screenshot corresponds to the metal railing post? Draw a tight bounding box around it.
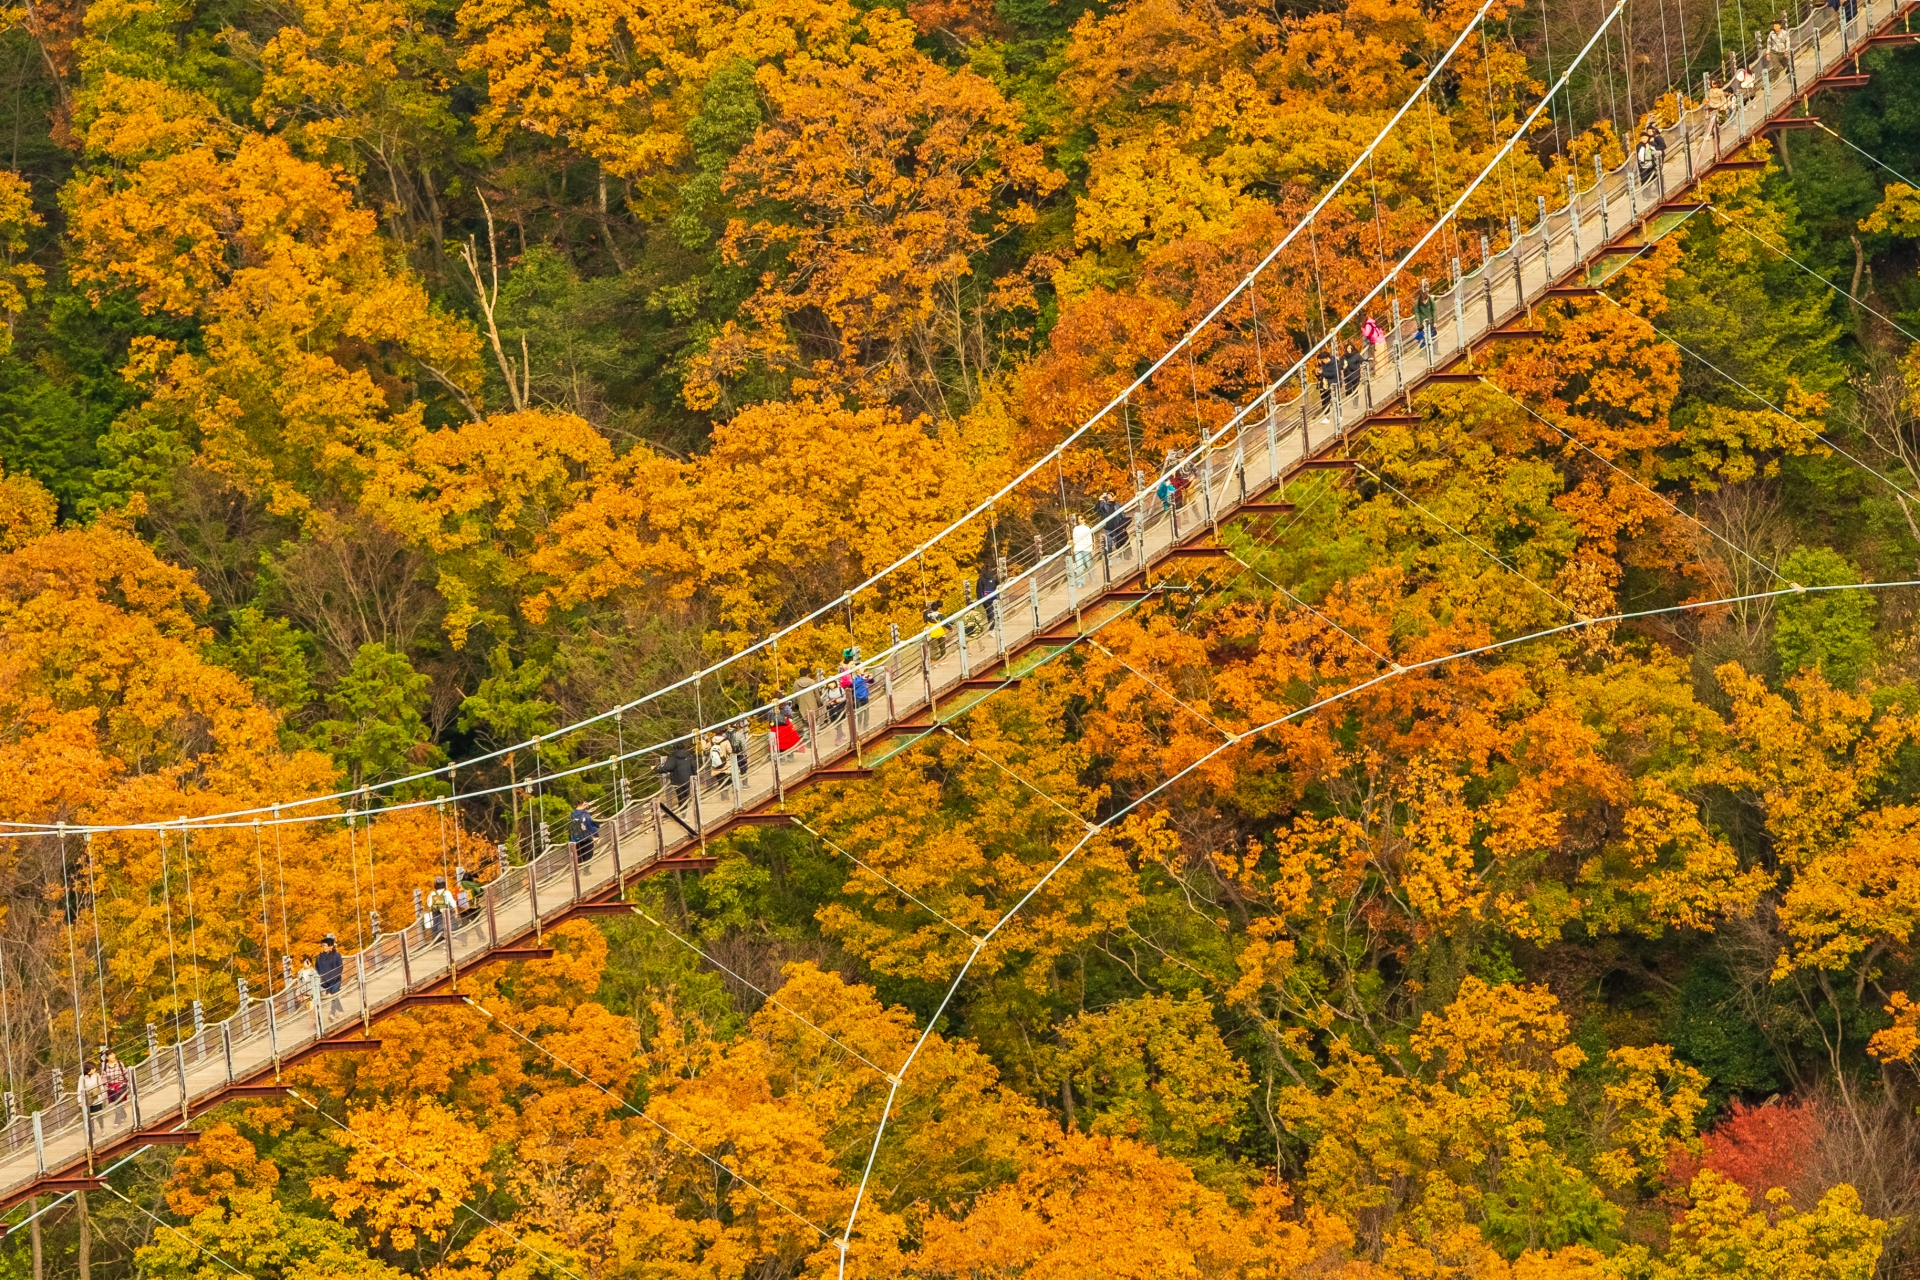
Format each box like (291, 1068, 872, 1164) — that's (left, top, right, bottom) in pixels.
(1459, 253, 1475, 342)
(1297, 371, 1311, 457)
(957, 617, 971, 679)
(1538, 195, 1551, 281)
(445, 909, 459, 989)
(399, 930, 412, 993)
(1595, 155, 1609, 243)
(32, 1110, 45, 1174)
(1482, 237, 1497, 330)
(1390, 297, 1405, 394)
(1509, 216, 1524, 308)
(1567, 175, 1581, 259)
(528, 857, 543, 943)
(610, 810, 624, 888)
(1260, 383, 1278, 471)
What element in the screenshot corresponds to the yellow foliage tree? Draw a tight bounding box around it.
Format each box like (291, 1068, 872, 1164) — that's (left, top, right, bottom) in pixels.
(312, 1098, 495, 1251)
(525, 395, 1006, 654)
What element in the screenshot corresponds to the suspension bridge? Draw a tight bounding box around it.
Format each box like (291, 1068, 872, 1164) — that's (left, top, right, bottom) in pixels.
(1, 0, 1914, 1226)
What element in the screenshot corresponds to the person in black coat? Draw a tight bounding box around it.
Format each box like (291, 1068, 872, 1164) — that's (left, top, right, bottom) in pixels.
(664, 746, 697, 808)
(1096, 491, 1129, 556)
(570, 803, 601, 865)
(315, 935, 345, 1016)
(1340, 344, 1365, 398)
(975, 561, 999, 629)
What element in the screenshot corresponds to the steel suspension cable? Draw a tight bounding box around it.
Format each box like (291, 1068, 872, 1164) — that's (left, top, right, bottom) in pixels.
(271, 806, 291, 989)
(0, 936, 17, 1105)
(179, 821, 204, 1009)
(789, 819, 979, 943)
(84, 834, 111, 1053)
(1813, 121, 1920, 187)
(253, 819, 274, 1001)
(57, 828, 89, 1087)
(347, 810, 367, 954)
(1704, 202, 1920, 342)
(157, 830, 185, 1041)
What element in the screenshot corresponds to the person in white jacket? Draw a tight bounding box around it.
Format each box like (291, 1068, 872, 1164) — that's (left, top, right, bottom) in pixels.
(1070, 518, 1095, 587)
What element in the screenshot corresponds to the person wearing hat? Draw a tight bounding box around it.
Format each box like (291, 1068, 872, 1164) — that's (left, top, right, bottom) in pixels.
(314, 933, 345, 1018)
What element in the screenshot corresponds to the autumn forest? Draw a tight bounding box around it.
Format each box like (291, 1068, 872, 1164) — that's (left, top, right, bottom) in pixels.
(2, 0, 1920, 1273)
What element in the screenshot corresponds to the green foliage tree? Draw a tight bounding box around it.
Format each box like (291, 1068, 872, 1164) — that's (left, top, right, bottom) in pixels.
(456, 642, 558, 747)
(1775, 547, 1878, 687)
(316, 643, 442, 788)
(209, 608, 317, 720)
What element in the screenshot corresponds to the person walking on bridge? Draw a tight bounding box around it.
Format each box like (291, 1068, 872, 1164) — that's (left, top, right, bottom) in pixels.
(297, 954, 320, 1014)
(1701, 73, 1731, 126)
(1635, 132, 1659, 186)
(658, 745, 697, 811)
(1315, 347, 1339, 421)
(1339, 342, 1364, 406)
(569, 803, 601, 866)
(975, 559, 1000, 629)
(315, 934, 345, 1016)
(772, 705, 802, 754)
(425, 876, 458, 933)
(792, 672, 820, 742)
(1360, 314, 1386, 378)
(725, 720, 750, 787)
(103, 1051, 130, 1124)
(851, 667, 872, 729)
(1070, 516, 1094, 586)
(1414, 282, 1437, 355)
(823, 672, 848, 742)
(1099, 491, 1130, 558)
(925, 603, 949, 662)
